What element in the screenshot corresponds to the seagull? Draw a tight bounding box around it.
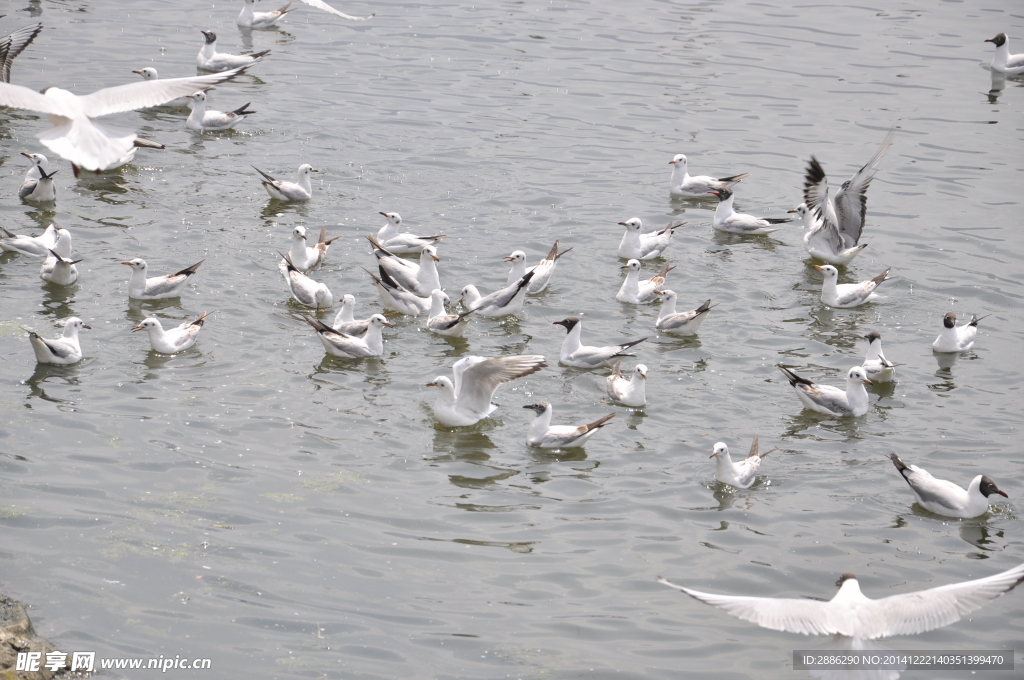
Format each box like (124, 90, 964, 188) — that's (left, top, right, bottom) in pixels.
(710, 434, 778, 489)
(668, 154, 749, 197)
(123, 258, 204, 300)
(605, 360, 647, 407)
(708, 187, 792, 235)
(238, 0, 374, 26)
(814, 264, 890, 308)
(800, 129, 894, 265)
(28, 317, 89, 365)
(0, 22, 42, 83)
(39, 248, 82, 286)
(658, 560, 1024, 643)
(617, 218, 683, 260)
(301, 313, 391, 359)
(655, 293, 714, 335)
(862, 332, 895, 382)
(279, 252, 332, 309)
(554, 317, 646, 368)
(889, 453, 1007, 518)
(186, 90, 255, 131)
(0, 223, 60, 257)
(19, 152, 56, 201)
(197, 31, 270, 72)
(459, 271, 534, 317)
(363, 265, 431, 315)
(504, 240, 573, 294)
(777, 365, 872, 417)
(523, 402, 615, 449)
(368, 235, 441, 296)
(985, 33, 1024, 74)
(71, 137, 166, 178)
(375, 212, 446, 255)
(616, 259, 671, 304)
(330, 294, 372, 335)
(132, 311, 210, 354)
(932, 312, 985, 353)
(0, 65, 250, 171)
(427, 355, 547, 427)
(285, 225, 340, 271)
(426, 289, 473, 337)
(131, 68, 193, 107)
(254, 164, 318, 201)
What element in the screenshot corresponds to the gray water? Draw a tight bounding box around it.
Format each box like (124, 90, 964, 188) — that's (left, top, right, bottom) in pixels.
(1, 0, 1022, 678)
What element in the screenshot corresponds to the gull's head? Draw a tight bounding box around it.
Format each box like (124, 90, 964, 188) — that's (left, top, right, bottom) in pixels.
(668, 153, 687, 166)
(201, 30, 217, 45)
(298, 163, 318, 176)
(710, 442, 728, 459)
(522, 402, 550, 415)
(380, 212, 402, 226)
(21, 152, 47, 166)
(985, 33, 1007, 47)
(293, 226, 307, 241)
(369, 314, 394, 329)
(422, 245, 440, 262)
(618, 217, 643, 232)
(979, 476, 1008, 498)
(122, 258, 147, 271)
(864, 331, 882, 345)
(847, 366, 872, 385)
(943, 312, 957, 329)
(635, 363, 648, 380)
(458, 285, 476, 303)
(426, 376, 454, 390)
(621, 259, 641, 272)
(813, 264, 839, 279)
(132, 318, 162, 333)
(504, 250, 526, 263)
(343, 293, 356, 306)
(707, 187, 732, 201)
(788, 203, 808, 217)
(133, 67, 158, 80)
(659, 289, 677, 303)
(430, 289, 451, 306)
(552, 317, 580, 333)
(63, 317, 91, 333)
(188, 90, 207, 103)
(835, 573, 858, 588)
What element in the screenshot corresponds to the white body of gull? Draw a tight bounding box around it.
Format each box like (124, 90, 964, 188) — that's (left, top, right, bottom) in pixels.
(197, 30, 269, 71)
(375, 212, 445, 254)
(799, 129, 893, 265)
(131, 68, 192, 106)
(0, 223, 61, 257)
(711, 434, 778, 489)
(331, 294, 372, 335)
(658, 561, 1024, 642)
(985, 33, 1024, 74)
(279, 252, 332, 309)
(0, 22, 42, 83)
(123, 258, 204, 300)
(523, 402, 614, 449)
(427, 354, 546, 427)
(302, 313, 391, 359)
(815, 264, 890, 308)
(254, 164, 317, 201)
(186, 90, 255, 131)
(862, 331, 895, 382)
(133, 312, 210, 354)
(554, 317, 646, 368)
(0, 65, 250, 172)
(19, 152, 56, 201)
(655, 293, 713, 335)
(40, 248, 82, 286)
(285, 225, 340, 272)
(668, 154, 748, 197)
(777, 365, 872, 417)
(368, 235, 440, 296)
(459, 271, 534, 317)
(932, 312, 984, 353)
(363, 266, 431, 315)
(28, 317, 89, 365)
(708, 187, 792, 235)
(616, 259, 671, 304)
(889, 453, 1007, 518)
(605, 360, 646, 407)
(75, 137, 166, 177)
(617, 218, 683, 260)
(505, 240, 572, 294)
(426, 289, 473, 337)
(239, 0, 373, 25)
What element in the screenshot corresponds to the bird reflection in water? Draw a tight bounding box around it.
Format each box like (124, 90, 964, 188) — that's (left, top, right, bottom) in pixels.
(24, 363, 80, 407)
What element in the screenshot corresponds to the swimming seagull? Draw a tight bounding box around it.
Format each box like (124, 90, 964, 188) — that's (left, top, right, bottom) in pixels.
(331, 294, 372, 335)
(459, 271, 534, 317)
(285, 225, 340, 272)
(123, 258, 204, 300)
(889, 453, 1007, 518)
(985, 33, 1024, 74)
(0, 22, 42, 83)
(710, 434, 778, 489)
(605, 360, 646, 407)
(504, 240, 573, 294)
(186, 90, 255, 131)
(814, 264, 890, 308)
(426, 289, 473, 337)
(617, 218, 684, 260)
(658, 560, 1024, 642)
(39, 248, 82, 286)
(368, 235, 441, 296)
(0, 223, 59, 257)
(776, 365, 872, 417)
(301, 313, 391, 358)
(197, 31, 270, 71)
(523, 402, 615, 449)
(668, 154, 749, 197)
(19, 152, 56, 201)
(279, 252, 333, 309)
(708, 187, 792, 235)
(932, 312, 985, 353)
(132, 312, 210, 354)
(655, 293, 714, 335)
(363, 265, 431, 315)
(800, 129, 894, 265)
(254, 164, 318, 201)
(862, 332, 895, 382)
(554, 317, 646, 368)
(0, 65, 250, 172)
(28, 317, 89, 365)
(131, 68, 193, 107)
(375, 212, 446, 254)
(427, 354, 547, 427)
(616, 259, 671, 304)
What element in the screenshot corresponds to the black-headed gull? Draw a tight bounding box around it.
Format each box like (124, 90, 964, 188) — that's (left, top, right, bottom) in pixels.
(123, 258, 204, 300)
(932, 312, 985, 353)
(375, 212, 446, 255)
(554, 317, 646, 368)
(617, 218, 683, 259)
(331, 294, 372, 335)
(285, 225, 340, 272)
(427, 355, 546, 427)
(777, 365, 872, 417)
(39, 248, 81, 286)
(368, 235, 441, 296)
(711, 434, 778, 489)
(301, 313, 391, 359)
(279, 253, 332, 309)
(814, 264, 890, 308)
(0, 224, 61, 258)
(616, 260, 671, 304)
(0, 22, 42, 83)
(238, 0, 374, 26)
(459, 271, 534, 317)
(186, 90, 255, 131)
(655, 293, 713, 335)
(522, 402, 614, 449)
(254, 164, 318, 201)
(504, 240, 572, 294)
(133, 312, 210, 354)
(985, 33, 1024, 74)
(890, 453, 1007, 518)
(363, 265, 431, 315)
(605, 360, 646, 407)
(668, 153, 749, 197)
(197, 30, 269, 71)
(708, 187, 791, 235)
(862, 332, 895, 382)
(28, 317, 89, 365)
(426, 289, 473, 337)
(72, 137, 166, 178)
(19, 152, 55, 201)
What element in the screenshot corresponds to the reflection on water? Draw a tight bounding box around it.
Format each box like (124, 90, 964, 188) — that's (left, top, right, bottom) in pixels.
(959, 522, 1004, 555)
(23, 363, 80, 406)
(39, 283, 78, 320)
(986, 71, 1005, 103)
(126, 297, 184, 323)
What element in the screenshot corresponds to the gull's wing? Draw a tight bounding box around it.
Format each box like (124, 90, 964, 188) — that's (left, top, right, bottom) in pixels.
(78, 66, 250, 118)
(475, 271, 533, 309)
(802, 158, 845, 254)
(456, 355, 545, 416)
(31, 334, 74, 360)
(452, 356, 487, 395)
(833, 129, 893, 248)
(298, 0, 374, 20)
(0, 81, 73, 116)
(797, 382, 852, 414)
(0, 23, 42, 83)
